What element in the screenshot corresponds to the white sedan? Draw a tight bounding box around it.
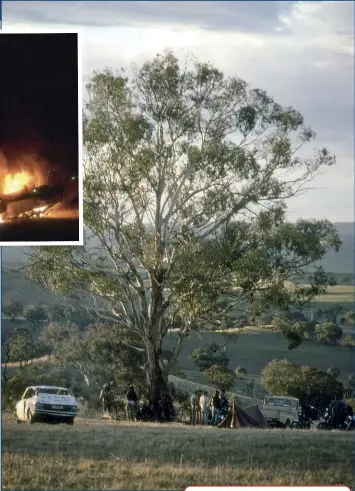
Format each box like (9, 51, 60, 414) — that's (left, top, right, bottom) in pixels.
(15, 385, 79, 425)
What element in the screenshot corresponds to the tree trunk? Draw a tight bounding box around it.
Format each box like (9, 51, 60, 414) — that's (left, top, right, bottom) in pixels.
(146, 341, 174, 422)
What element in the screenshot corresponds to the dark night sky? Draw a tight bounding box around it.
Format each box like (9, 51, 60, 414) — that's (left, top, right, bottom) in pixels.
(0, 33, 78, 173)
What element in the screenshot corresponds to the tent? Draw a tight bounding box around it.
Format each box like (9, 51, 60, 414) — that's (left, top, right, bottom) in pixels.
(218, 403, 268, 429)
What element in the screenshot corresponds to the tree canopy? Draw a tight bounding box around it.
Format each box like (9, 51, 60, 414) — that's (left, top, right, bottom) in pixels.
(261, 359, 343, 404)
(28, 51, 341, 409)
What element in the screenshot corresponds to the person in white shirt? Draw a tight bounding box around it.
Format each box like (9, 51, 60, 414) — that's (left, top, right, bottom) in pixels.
(199, 391, 210, 425)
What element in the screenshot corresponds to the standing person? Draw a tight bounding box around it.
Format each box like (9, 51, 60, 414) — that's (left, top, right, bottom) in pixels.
(100, 380, 114, 417)
(199, 391, 210, 425)
(126, 386, 138, 421)
(190, 391, 199, 425)
(329, 395, 346, 429)
(195, 390, 203, 425)
(211, 390, 221, 425)
(220, 390, 229, 412)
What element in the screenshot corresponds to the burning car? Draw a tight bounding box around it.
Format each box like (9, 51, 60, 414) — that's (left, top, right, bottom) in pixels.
(14, 385, 79, 425)
(0, 172, 78, 222)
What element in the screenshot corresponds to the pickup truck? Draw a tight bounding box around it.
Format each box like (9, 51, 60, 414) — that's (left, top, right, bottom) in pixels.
(260, 395, 300, 428)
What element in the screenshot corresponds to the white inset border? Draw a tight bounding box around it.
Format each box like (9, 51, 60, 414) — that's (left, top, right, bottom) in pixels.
(0, 28, 83, 246)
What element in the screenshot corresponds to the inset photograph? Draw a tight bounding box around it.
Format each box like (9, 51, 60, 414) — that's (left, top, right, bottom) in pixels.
(0, 32, 82, 245)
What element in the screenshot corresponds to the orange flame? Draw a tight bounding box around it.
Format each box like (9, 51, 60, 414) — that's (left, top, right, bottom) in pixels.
(3, 170, 35, 195)
(0, 150, 50, 197)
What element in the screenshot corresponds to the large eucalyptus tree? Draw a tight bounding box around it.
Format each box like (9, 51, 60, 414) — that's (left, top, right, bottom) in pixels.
(29, 51, 340, 415)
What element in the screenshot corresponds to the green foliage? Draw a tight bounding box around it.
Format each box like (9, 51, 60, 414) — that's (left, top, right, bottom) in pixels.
(26, 363, 72, 390)
(204, 364, 236, 391)
(346, 311, 354, 325)
(28, 51, 340, 405)
(315, 322, 343, 345)
(261, 359, 343, 404)
(348, 375, 355, 390)
(3, 300, 24, 321)
(2, 328, 36, 365)
(327, 367, 340, 379)
(235, 367, 248, 378)
(24, 305, 47, 328)
(341, 335, 355, 350)
(40, 321, 145, 395)
(1, 328, 38, 410)
(190, 343, 230, 371)
(2, 371, 27, 410)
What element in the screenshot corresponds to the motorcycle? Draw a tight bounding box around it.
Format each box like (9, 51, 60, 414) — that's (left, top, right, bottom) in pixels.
(317, 406, 353, 431)
(344, 414, 355, 431)
(317, 407, 333, 430)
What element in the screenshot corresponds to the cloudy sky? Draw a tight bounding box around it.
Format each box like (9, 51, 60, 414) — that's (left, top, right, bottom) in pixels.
(3, 1, 354, 222)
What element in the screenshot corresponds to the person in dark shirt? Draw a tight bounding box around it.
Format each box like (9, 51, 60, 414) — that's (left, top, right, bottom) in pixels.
(126, 386, 138, 421)
(329, 395, 347, 429)
(210, 390, 221, 425)
(220, 390, 229, 411)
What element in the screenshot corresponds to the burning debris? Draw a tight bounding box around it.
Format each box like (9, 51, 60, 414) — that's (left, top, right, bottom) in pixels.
(0, 152, 78, 224)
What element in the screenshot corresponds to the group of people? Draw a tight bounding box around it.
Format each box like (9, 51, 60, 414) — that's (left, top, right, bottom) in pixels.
(100, 381, 139, 421)
(190, 389, 229, 426)
(99, 381, 175, 422)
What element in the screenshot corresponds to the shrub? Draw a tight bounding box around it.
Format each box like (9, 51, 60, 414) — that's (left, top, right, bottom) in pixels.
(204, 365, 236, 391)
(348, 375, 355, 390)
(235, 367, 248, 378)
(190, 344, 230, 371)
(3, 300, 24, 321)
(261, 359, 344, 404)
(327, 367, 340, 379)
(315, 322, 343, 345)
(341, 335, 355, 350)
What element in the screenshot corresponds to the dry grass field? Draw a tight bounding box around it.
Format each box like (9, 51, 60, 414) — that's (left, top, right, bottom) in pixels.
(2, 414, 354, 490)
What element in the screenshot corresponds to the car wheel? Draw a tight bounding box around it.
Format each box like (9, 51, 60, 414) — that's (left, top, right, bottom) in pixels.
(27, 409, 35, 424)
(65, 418, 74, 425)
(285, 419, 291, 429)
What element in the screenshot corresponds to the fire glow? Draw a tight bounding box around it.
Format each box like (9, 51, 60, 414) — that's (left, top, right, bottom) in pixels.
(0, 150, 79, 224)
(0, 151, 49, 197)
(3, 170, 35, 195)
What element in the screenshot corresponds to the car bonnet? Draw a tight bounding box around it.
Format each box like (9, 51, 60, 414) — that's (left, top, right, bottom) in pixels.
(37, 393, 76, 405)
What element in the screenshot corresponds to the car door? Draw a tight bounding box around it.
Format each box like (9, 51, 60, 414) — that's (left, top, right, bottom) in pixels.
(21, 388, 34, 420)
(17, 389, 28, 421)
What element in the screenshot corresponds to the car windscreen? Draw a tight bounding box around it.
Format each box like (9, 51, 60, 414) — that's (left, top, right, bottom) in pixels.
(36, 389, 69, 395)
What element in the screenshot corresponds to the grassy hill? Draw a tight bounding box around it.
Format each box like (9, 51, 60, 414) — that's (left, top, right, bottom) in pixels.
(2, 415, 354, 489)
(166, 327, 354, 384)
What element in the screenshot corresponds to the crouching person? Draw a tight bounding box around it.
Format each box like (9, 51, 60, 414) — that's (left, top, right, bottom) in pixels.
(126, 386, 138, 421)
